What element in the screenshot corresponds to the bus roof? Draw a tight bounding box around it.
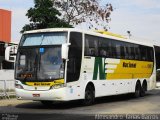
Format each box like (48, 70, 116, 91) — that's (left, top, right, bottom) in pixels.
(95, 30, 127, 39)
(24, 28, 153, 47)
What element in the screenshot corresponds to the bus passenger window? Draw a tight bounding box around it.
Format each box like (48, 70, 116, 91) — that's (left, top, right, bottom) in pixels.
(140, 46, 147, 61)
(85, 39, 90, 56)
(85, 35, 99, 57)
(148, 48, 154, 61)
(111, 41, 117, 58)
(124, 46, 129, 59)
(99, 38, 111, 58)
(89, 48, 96, 56)
(100, 49, 107, 57)
(135, 46, 140, 60)
(116, 45, 121, 59)
(120, 46, 125, 59)
(130, 46, 135, 60)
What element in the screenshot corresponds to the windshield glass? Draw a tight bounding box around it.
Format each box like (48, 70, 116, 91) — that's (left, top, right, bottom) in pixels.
(15, 46, 64, 81)
(20, 32, 67, 46)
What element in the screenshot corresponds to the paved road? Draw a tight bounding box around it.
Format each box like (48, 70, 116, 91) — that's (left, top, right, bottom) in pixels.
(0, 88, 160, 120)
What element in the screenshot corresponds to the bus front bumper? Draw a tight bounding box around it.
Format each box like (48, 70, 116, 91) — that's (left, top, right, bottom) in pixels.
(15, 88, 70, 101)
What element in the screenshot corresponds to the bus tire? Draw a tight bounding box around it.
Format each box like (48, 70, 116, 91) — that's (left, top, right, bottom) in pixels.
(134, 81, 141, 98)
(140, 81, 147, 97)
(83, 85, 95, 106)
(41, 101, 54, 106)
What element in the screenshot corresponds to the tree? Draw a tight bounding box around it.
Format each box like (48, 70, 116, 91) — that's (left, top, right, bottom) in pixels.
(53, 0, 113, 30)
(21, 0, 72, 33)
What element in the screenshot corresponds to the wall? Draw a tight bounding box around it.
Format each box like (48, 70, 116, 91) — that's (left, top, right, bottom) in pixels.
(0, 9, 11, 43)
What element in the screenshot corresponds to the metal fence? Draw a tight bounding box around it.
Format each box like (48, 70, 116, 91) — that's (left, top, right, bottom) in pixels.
(0, 80, 15, 99)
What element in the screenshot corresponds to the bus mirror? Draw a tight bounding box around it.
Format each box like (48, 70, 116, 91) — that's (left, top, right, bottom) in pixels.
(61, 43, 70, 59)
(5, 45, 18, 62)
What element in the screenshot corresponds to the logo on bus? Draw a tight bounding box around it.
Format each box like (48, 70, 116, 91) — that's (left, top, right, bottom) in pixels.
(93, 57, 106, 80)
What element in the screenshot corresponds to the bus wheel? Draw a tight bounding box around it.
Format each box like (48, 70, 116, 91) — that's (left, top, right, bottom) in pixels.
(140, 81, 147, 97)
(134, 82, 141, 98)
(41, 101, 54, 106)
(83, 85, 95, 106)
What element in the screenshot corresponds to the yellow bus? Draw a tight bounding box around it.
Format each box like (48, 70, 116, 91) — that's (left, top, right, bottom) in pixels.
(14, 28, 156, 105)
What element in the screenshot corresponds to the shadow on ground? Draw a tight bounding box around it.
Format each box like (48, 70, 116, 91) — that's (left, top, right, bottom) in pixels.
(15, 90, 158, 110)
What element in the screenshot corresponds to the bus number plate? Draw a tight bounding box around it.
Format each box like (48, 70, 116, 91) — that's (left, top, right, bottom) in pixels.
(32, 94, 40, 97)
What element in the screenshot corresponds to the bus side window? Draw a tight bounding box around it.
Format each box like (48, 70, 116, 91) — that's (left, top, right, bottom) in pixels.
(94, 39, 99, 56)
(111, 41, 117, 58)
(128, 46, 132, 59)
(146, 47, 154, 61)
(116, 44, 121, 59)
(149, 48, 154, 61)
(120, 45, 125, 59)
(84, 38, 90, 56)
(99, 38, 110, 58)
(140, 46, 147, 61)
(130, 45, 135, 60)
(124, 46, 129, 59)
(67, 58, 75, 74)
(85, 35, 99, 57)
(135, 45, 141, 60)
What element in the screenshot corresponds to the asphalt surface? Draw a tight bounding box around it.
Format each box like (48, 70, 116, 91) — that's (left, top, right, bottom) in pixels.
(0, 88, 160, 120)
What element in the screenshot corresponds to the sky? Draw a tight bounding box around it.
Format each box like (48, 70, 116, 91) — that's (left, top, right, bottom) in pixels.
(0, 0, 160, 44)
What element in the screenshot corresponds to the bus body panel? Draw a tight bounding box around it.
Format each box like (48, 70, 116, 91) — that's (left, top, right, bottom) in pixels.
(15, 80, 84, 101)
(14, 28, 156, 102)
(80, 57, 156, 98)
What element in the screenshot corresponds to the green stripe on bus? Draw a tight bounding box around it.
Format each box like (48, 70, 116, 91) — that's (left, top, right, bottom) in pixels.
(93, 57, 106, 80)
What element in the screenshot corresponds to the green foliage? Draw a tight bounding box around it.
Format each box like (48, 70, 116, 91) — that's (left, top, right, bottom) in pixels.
(21, 0, 72, 33)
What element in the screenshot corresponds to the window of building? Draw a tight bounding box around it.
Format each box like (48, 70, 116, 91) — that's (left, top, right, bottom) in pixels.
(0, 42, 5, 56)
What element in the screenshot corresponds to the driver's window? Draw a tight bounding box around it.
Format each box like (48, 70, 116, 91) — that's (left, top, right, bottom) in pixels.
(67, 32, 82, 83)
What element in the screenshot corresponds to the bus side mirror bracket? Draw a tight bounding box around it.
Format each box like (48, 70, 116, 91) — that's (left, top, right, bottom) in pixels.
(61, 43, 71, 60)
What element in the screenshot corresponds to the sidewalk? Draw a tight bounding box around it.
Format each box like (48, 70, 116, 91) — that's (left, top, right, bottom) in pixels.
(0, 98, 32, 106)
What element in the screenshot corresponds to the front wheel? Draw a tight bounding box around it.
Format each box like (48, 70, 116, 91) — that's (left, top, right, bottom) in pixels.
(83, 85, 95, 106)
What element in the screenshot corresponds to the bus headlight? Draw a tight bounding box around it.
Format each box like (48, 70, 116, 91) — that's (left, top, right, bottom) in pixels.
(15, 84, 24, 89)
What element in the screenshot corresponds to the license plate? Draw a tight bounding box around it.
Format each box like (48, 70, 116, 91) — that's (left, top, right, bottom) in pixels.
(32, 94, 40, 97)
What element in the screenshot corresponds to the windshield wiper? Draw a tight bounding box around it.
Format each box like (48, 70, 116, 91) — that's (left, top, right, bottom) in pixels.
(34, 53, 39, 80)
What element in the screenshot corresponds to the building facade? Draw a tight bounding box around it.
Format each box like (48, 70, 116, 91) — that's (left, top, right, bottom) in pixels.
(0, 9, 14, 69)
(0, 9, 11, 43)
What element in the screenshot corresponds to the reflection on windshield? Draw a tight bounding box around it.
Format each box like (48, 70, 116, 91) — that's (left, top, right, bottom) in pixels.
(20, 32, 67, 46)
(38, 47, 64, 80)
(15, 46, 64, 81)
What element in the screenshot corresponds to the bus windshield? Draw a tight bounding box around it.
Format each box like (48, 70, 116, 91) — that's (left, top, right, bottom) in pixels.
(15, 46, 64, 81)
(15, 32, 67, 82)
(20, 32, 67, 46)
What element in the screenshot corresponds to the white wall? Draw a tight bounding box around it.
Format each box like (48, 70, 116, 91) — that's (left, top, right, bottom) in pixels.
(0, 70, 14, 90)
